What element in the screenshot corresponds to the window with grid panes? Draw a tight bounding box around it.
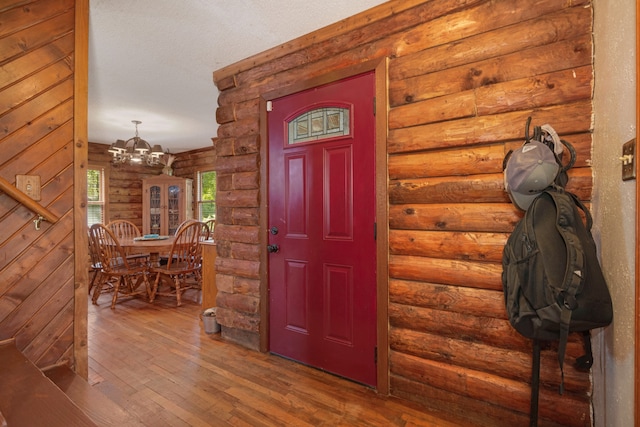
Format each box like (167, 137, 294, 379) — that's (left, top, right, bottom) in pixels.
(197, 170, 216, 221)
(87, 167, 106, 226)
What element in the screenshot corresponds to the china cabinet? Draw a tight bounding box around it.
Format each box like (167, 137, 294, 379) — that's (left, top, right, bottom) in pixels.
(142, 175, 193, 235)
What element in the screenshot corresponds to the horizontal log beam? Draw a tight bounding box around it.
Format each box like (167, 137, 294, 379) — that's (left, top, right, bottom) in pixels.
(389, 168, 592, 204)
(389, 202, 522, 232)
(390, 6, 591, 93)
(389, 279, 506, 319)
(390, 352, 590, 427)
(389, 144, 505, 180)
(390, 229, 508, 262)
(388, 101, 592, 154)
(389, 328, 590, 394)
(389, 302, 521, 348)
(389, 254, 503, 291)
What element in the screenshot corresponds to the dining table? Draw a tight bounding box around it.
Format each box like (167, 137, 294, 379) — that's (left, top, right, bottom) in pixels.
(118, 235, 176, 267)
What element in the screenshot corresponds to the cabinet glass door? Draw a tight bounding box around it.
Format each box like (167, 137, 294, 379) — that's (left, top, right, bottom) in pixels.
(167, 184, 181, 235)
(149, 185, 161, 234)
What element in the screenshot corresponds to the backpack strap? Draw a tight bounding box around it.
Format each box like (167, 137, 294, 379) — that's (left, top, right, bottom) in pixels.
(530, 339, 541, 427)
(566, 190, 593, 231)
(575, 331, 594, 371)
(547, 189, 587, 394)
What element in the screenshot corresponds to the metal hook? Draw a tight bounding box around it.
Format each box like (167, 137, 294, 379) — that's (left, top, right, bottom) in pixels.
(33, 215, 45, 230)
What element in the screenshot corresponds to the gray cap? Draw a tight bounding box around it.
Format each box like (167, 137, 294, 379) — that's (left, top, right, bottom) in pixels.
(504, 141, 559, 210)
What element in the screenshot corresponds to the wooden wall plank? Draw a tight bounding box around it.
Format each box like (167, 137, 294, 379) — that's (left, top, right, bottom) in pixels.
(0, 58, 74, 112)
(0, 32, 74, 89)
(0, 226, 73, 334)
(0, 220, 73, 314)
(13, 271, 74, 350)
(1, 120, 73, 179)
(0, 100, 73, 165)
(0, 79, 73, 136)
(0, 8, 73, 63)
(23, 296, 74, 363)
(0, 0, 79, 372)
(0, 0, 74, 38)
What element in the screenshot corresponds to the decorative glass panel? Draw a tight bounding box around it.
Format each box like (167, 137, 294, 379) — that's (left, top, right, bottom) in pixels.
(149, 185, 161, 234)
(288, 107, 350, 144)
(167, 185, 181, 235)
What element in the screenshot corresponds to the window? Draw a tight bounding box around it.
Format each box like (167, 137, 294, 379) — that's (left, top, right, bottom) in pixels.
(197, 170, 216, 221)
(287, 106, 350, 144)
(87, 166, 106, 226)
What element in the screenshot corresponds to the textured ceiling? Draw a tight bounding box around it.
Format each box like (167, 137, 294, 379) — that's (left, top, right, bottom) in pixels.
(88, 0, 388, 153)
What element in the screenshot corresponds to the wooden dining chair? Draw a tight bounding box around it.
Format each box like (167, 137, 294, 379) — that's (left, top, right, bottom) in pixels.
(106, 219, 149, 263)
(106, 219, 142, 239)
(89, 223, 152, 308)
(87, 229, 103, 296)
(175, 219, 199, 235)
(150, 221, 207, 306)
(204, 219, 215, 238)
(88, 229, 117, 302)
(159, 218, 203, 265)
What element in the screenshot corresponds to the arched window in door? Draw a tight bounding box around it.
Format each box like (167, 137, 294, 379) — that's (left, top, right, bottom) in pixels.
(287, 106, 351, 145)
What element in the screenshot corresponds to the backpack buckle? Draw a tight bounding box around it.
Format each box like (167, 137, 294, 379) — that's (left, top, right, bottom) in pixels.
(560, 291, 578, 310)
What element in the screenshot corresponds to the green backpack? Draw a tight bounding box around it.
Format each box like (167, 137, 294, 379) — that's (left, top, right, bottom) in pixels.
(503, 187, 613, 382)
(502, 187, 613, 424)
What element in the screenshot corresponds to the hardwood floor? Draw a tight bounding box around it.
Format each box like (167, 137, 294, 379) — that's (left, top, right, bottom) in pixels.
(88, 290, 466, 426)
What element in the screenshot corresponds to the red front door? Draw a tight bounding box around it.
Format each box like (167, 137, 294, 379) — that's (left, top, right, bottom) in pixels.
(268, 72, 377, 386)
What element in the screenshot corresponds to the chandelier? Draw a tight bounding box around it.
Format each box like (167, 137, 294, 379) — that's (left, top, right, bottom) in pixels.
(108, 120, 164, 166)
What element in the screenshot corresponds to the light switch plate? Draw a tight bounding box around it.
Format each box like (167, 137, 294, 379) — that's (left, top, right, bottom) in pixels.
(622, 139, 636, 181)
(16, 175, 41, 201)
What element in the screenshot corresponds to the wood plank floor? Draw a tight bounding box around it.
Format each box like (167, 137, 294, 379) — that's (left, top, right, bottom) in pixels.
(88, 290, 467, 426)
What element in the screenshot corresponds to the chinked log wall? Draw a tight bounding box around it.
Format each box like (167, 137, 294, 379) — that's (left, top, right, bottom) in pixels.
(88, 143, 162, 229)
(212, 1, 595, 426)
(88, 143, 216, 230)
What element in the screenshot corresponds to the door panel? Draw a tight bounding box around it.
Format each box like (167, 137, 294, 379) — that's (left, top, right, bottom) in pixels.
(324, 146, 353, 239)
(285, 154, 308, 236)
(268, 72, 377, 386)
(284, 259, 309, 333)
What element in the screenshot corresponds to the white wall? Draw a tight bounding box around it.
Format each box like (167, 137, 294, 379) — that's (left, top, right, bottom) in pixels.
(592, 0, 636, 425)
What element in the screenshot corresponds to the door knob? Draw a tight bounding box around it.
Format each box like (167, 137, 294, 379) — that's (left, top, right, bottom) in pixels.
(267, 244, 280, 253)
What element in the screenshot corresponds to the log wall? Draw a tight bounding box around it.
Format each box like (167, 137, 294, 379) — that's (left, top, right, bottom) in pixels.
(88, 142, 216, 230)
(0, 0, 82, 370)
(212, 1, 595, 425)
(88, 142, 163, 229)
